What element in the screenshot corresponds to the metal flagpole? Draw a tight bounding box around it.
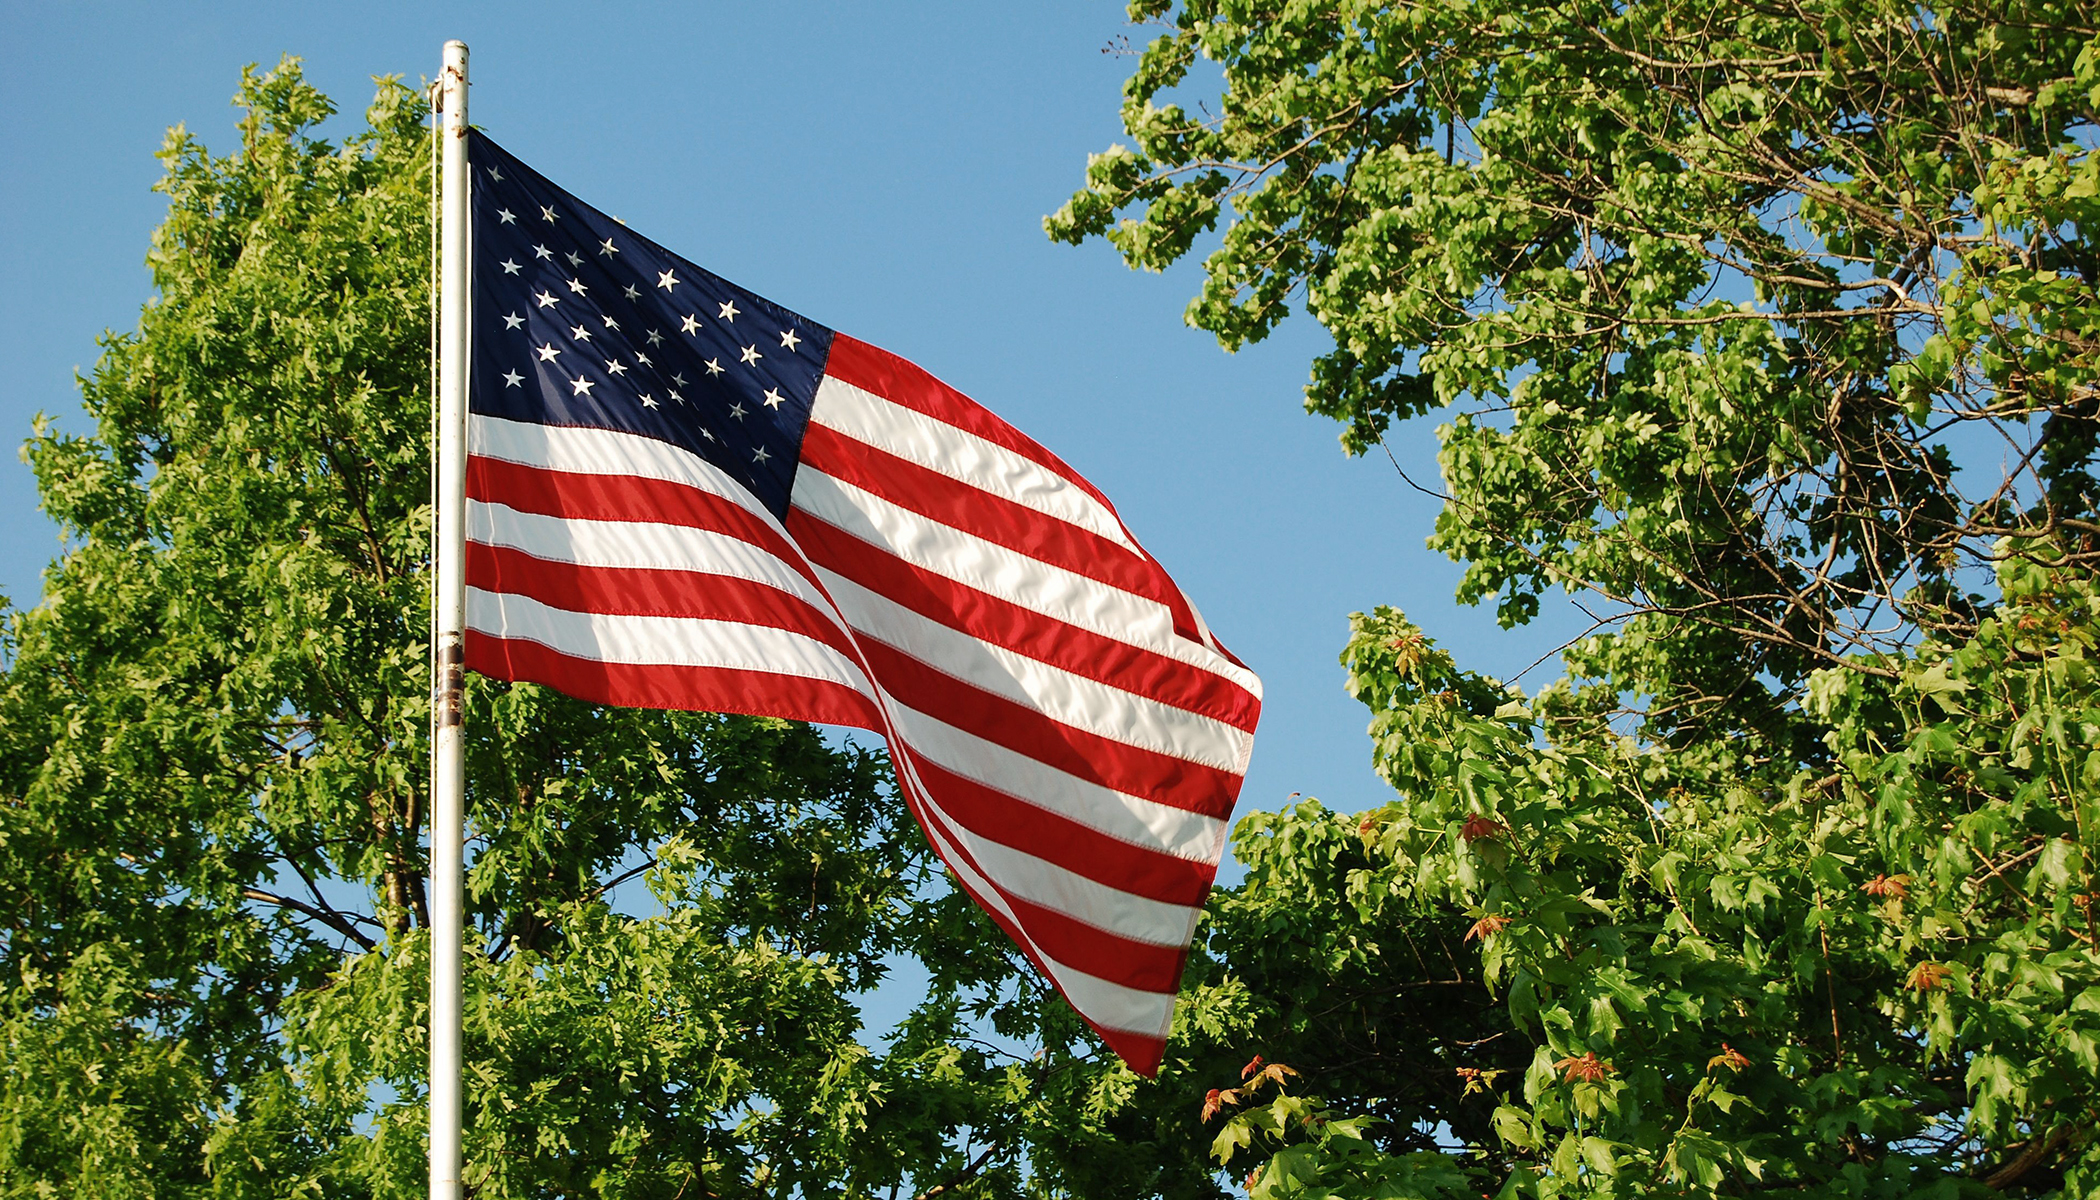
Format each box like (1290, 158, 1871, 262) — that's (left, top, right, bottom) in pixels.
(430, 37, 470, 1200)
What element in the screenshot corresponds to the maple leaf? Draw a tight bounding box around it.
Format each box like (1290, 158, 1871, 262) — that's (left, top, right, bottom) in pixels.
(1861, 873, 1910, 898)
(1387, 630, 1427, 677)
(1455, 1066, 1506, 1096)
(1460, 813, 1509, 843)
(1465, 913, 1512, 942)
(1706, 1044, 1751, 1072)
(1908, 961, 1952, 991)
(1554, 1053, 1613, 1083)
(1241, 1054, 1265, 1080)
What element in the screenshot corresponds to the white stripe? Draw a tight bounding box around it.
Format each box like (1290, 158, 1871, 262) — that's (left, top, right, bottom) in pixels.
(790, 466, 1183, 645)
(879, 696, 1228, 862)
(466, 588, 872, 694)
(470, 414, 785, 535)
(915, 796, 1201, 947)
(791, 471, 1260, 695)
(907, 793, 1177, 1040)
(810, 376, 1138, 551)
(470, 500, 839, 623)
(819, 566, 1249, 773)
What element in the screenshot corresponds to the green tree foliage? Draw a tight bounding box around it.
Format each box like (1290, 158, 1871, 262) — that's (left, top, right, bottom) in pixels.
(1054, 0, 2100, 1195)
(0, 61, 1171, 1200)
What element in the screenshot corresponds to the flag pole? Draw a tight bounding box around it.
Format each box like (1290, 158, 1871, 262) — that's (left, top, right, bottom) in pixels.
(430, 37, 470, 1200)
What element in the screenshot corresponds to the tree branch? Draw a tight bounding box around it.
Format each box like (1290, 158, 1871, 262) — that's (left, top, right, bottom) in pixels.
(242, 886, 376, 951)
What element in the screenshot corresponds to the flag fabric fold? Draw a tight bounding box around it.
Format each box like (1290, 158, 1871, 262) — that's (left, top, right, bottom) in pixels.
(463, 131, 1260, 1075)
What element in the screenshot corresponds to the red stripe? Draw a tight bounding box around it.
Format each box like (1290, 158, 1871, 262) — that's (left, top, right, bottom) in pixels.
(913, 756, 1220, 908)
(800, 423, 1175, 609)
(994, 890, 1189, 994)
(466, 631, 884, 728)
(786, 510, 1259, 732)
(903, 785, 1187, 1034)
(823, 335, 1117, 515)
(860, 638, 1242, 819)
(819, 336, 1207, 646)
(1095, 1025, 1169, 1079)
(901, 772, 1185, 981)
(467, 456, 817, 590)
(924, 854, 1170, 1076)
(466, 542, 857, 660)
(893, 786, 1171, 1077)
(915, 781, 1191, 991)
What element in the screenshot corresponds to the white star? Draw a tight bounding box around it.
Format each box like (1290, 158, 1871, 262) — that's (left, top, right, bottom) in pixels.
(668, 389, 684, 404)
(671, 372, 687, 387)
(534, 290, 559, 308)
(704, 358, 724, 376)
(566, 277, 589, 295)
(536, 343, 561, 362)
(646, 329, 664, 347)
(762, 388, 786, 409)
(622, 283, 641, 301)
(533, 244, 554, 260)
(570, 375, 595, 396)
(718, 300, 739, 322)
(657, 269, 680, 291)
(640, 394, 659, 409)
(602, 315, 621, 331)
(739, 344, 762, 365)
(779, 328, 802, 351)
(497, 207, 516, 224)
(487, 166, 504, 182)
(605, 358, 627, 376)
(541, 205, 559, 223)
(681, 314, 702, 335)
(564, 251, 584, 267)
(635, 352, 653, 366)
(502, 369, 523, 388)
(569, 324, 593, 342)
(500, 258, 522, 275)
(728, 400, 748, 419)
(501, 312, 524, 330)
(752, 446, 771, 464)
(598, 238, 619, 258)
(700, 426, 716, 442)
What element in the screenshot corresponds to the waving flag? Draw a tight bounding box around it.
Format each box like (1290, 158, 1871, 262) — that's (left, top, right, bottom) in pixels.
(462, 131, 1260, 1074)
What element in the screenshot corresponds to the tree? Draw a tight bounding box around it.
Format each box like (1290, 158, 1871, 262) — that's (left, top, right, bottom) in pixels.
(0, 60, 1188, 1200)
(1052, 0, 2100, 1195)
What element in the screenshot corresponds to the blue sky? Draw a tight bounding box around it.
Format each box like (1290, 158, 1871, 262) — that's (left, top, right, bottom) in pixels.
(0, 2, 1585, 843)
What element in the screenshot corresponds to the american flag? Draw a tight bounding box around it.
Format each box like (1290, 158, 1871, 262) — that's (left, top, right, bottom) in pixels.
(462, 132, 1261, 1075)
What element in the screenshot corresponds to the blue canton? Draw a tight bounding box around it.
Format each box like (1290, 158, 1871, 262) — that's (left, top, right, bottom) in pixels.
(468, 131, 834, 518)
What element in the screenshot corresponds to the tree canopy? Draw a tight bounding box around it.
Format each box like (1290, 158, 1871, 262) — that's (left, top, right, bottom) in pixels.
(1047, 0, 2100, 1195)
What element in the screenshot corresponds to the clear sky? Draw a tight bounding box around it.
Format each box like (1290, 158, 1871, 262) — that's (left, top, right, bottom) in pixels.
(0, 2, 1584, 845)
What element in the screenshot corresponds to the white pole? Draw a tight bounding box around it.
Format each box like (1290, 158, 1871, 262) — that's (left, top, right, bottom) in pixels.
(430, 38, 470, 1200)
